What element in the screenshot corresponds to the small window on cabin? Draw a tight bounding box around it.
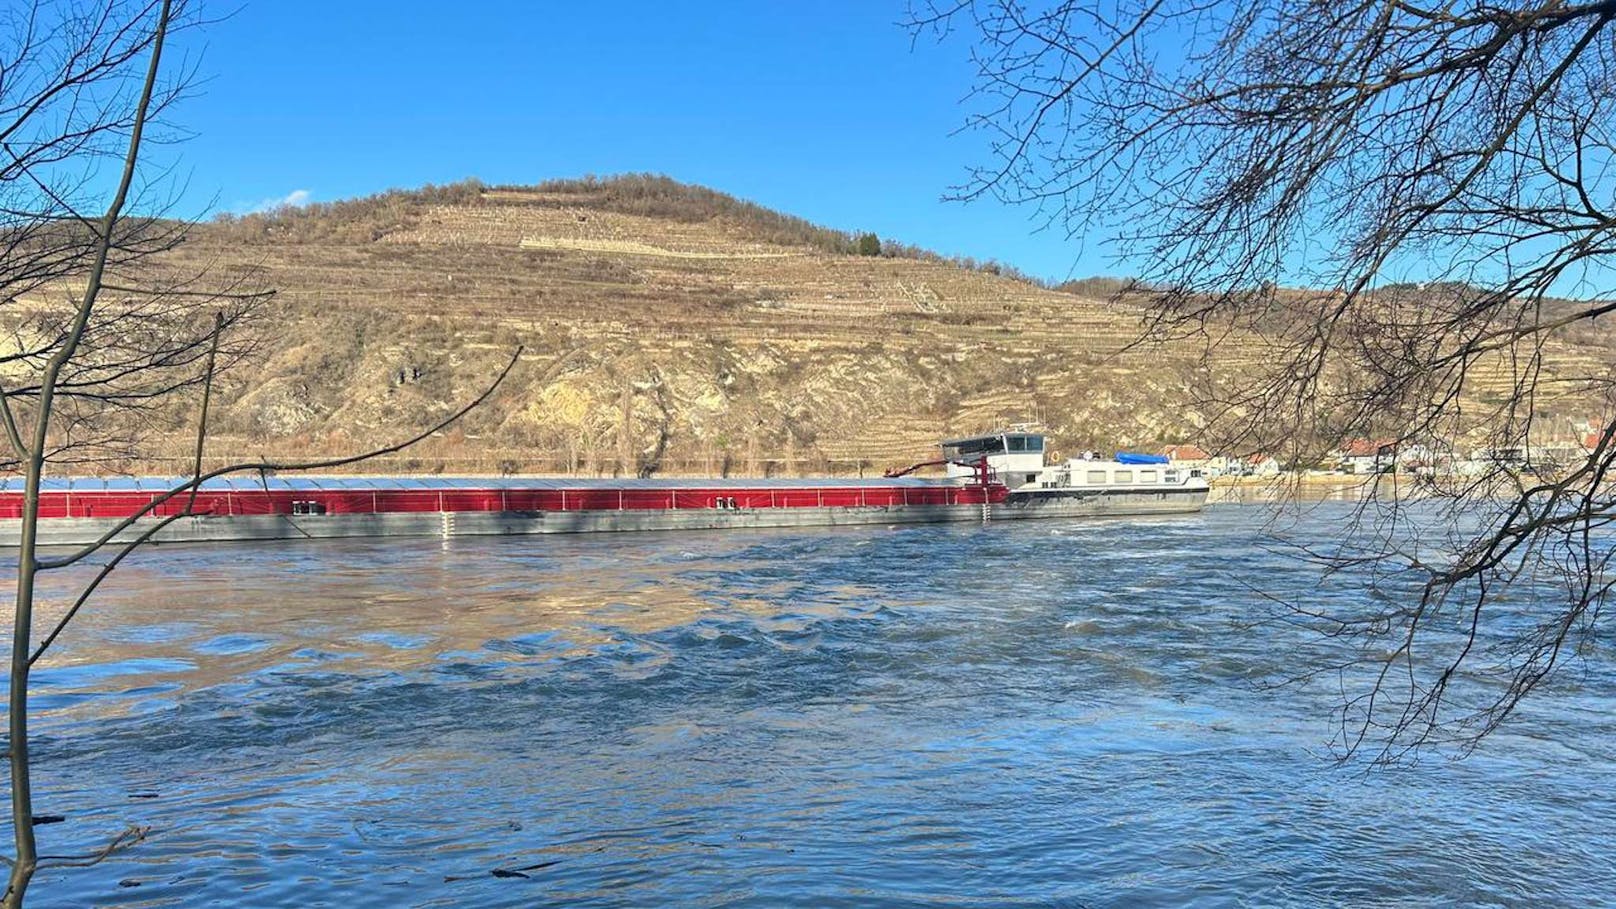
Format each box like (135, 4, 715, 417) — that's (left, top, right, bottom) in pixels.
(1086, 470, 1108, 484)
(1139, 470, 1157, 483)
(1025, 473, 1038, 484)
(1009, 436, 1027, 452)
(1114, 470, 1133, 483)
(1165, 470, 1179, 482)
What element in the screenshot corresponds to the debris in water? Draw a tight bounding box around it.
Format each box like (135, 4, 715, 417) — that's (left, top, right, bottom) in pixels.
(443, 860, 560, 883)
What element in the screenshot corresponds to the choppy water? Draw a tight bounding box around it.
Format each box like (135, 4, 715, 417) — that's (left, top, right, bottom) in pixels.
(5, 504, 1615, 907)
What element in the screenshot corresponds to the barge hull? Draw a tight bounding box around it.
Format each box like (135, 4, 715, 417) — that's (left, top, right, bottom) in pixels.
(5, 502, 990, 547)
(998, 487, 1210, 518)
(1, 488, 1208, 547)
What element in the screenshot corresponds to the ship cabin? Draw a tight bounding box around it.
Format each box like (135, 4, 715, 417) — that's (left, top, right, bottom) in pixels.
(942, 431, 1049, 489)
(1045, 455, 1197, 490)
(941, 430, 1206, 492)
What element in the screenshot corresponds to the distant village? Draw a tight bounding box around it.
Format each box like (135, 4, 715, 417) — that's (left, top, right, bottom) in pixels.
(1158, 419, 1610, 481)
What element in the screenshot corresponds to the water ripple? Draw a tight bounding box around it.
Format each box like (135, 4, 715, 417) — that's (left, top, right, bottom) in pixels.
(6, 507, 1614, 907)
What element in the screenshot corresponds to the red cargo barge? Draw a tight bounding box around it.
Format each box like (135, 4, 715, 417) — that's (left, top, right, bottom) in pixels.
(0, 475, 1008, 547)
(0, 429, 1210, 547)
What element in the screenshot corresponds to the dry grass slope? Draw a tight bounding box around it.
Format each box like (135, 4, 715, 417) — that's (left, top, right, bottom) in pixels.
(20, 174, 1616, 476)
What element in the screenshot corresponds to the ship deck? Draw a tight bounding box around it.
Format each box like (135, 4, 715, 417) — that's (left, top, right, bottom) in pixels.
(0, 475, 1000, 520)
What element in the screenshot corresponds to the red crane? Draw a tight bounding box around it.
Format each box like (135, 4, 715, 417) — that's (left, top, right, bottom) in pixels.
(883, 455, 994, 487)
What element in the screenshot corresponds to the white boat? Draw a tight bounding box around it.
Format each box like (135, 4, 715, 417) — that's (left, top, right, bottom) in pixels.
(928, 428, 1210, 518)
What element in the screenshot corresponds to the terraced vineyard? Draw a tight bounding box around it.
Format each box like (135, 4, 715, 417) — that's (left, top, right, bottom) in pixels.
(49, 176, 1616, 476)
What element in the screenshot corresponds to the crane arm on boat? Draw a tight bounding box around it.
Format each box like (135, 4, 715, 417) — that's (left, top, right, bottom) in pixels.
(882, 456, 993, 485)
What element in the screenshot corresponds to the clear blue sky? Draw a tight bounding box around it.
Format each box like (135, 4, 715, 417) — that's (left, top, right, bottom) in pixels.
(166, 0, 1107, 282)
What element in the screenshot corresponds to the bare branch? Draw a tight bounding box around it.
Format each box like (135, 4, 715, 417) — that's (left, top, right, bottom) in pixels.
(917, 0, 1616, 761)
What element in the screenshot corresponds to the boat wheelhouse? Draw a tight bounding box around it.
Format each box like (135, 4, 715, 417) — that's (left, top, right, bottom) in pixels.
(941, 430, 1048, 488)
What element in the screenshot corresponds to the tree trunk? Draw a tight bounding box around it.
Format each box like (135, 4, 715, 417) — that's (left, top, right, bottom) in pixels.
(5, 458, 43, 906)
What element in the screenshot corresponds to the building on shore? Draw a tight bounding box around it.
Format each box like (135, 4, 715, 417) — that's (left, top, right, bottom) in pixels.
(1163, 444, 1213, 470)
(1338, 439, 1397, 474)
(1234, 454, 1282, 477)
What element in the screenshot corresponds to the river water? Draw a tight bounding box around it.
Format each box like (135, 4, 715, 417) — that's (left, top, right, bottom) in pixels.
(5, 504, 1615, 907)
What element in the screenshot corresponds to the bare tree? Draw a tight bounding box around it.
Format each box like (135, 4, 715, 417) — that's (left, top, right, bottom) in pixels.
(1, 4, 207, 901)
(0, 4, 518, 904)
(911, 0, 1616, 763)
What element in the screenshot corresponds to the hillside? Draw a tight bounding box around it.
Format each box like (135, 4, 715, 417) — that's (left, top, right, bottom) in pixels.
(38, 175, 1616, 476)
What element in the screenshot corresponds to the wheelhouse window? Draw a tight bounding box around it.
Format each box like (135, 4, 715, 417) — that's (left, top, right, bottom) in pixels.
(944, 434, 1042, 458)
(947, 436, 1007, 457)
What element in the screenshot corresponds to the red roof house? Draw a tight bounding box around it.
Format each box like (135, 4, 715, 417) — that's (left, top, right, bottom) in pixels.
(1162, 444, 1211, 462)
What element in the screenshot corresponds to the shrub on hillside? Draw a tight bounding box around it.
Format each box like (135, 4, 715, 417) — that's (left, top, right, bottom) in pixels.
(1054, 276, 1139, 298)
(210, 178, 488, 244)
(522, 173, 865, 255)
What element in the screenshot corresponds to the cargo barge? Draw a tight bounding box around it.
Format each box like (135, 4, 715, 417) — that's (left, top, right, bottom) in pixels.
(0, 430, 1209, 547)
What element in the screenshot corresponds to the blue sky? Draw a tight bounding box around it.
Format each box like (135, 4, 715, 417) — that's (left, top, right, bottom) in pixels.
(163, 0, 1106, 282)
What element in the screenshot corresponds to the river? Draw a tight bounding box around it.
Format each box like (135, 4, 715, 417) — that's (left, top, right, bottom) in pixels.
(5, 503, 1614, 907)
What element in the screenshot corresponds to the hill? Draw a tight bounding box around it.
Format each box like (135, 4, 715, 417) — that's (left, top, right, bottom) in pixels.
(39, 174, 1616, 476)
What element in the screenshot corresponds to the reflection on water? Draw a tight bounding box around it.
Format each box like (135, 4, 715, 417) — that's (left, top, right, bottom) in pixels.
(3, 506, 1614, 907)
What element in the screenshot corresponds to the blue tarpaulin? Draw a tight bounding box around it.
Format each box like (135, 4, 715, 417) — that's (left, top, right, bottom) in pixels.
(1115, 452, 1170, 465)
